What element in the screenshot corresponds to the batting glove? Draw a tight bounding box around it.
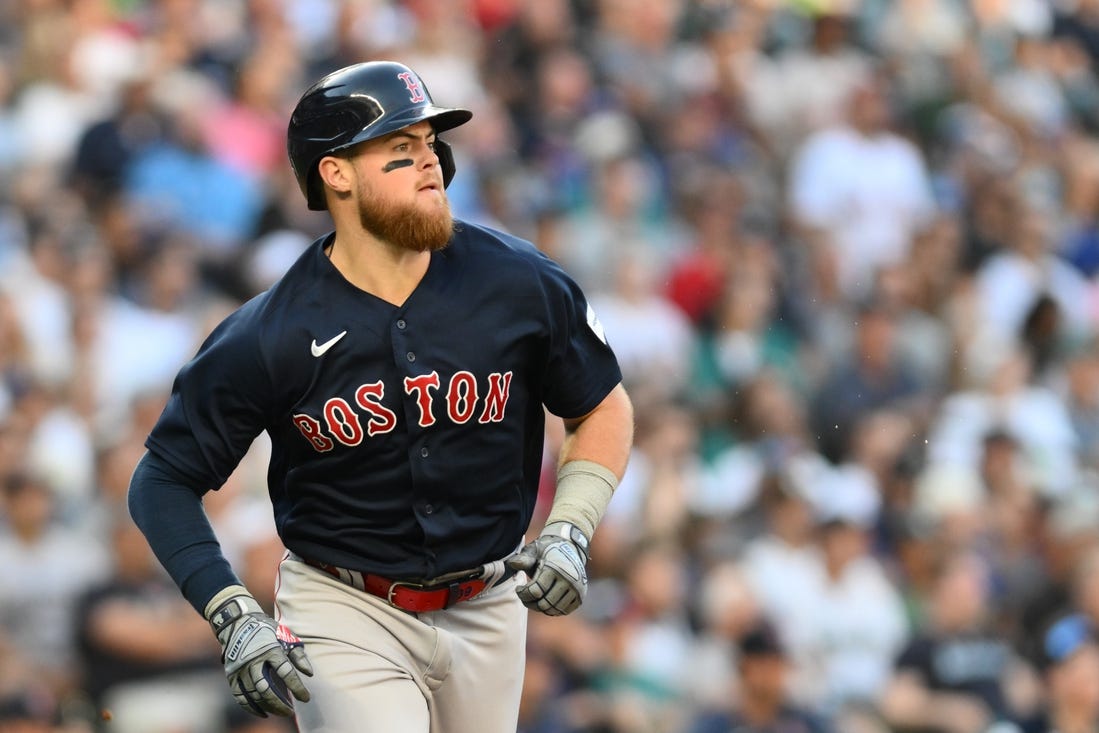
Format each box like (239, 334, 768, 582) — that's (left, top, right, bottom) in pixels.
(205, 586, 313, 718)
(506, 522, 590, 616)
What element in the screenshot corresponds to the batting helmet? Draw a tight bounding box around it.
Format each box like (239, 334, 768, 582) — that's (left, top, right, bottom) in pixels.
(287, 61, 473, 211)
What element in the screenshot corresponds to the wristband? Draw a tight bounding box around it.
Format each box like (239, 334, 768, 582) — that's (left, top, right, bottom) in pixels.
(544, 460, 618, 540)
(204, 584, 252, 623)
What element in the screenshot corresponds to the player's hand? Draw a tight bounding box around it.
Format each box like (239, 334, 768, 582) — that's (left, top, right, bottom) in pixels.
(506, 521, 589, 616)
(205, 587, 313, 718)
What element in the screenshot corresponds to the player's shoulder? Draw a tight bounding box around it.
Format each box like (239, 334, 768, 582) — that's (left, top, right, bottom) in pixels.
(448, 219, 572, 287)
(450, 220, 547, 263)
(448, 220, 594, 309)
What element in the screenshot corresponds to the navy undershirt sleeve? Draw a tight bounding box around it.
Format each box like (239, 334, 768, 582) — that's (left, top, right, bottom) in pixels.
(127, 451, 242, 615)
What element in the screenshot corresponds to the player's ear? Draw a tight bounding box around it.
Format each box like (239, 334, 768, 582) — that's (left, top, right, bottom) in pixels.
(317, 155, 354, 201)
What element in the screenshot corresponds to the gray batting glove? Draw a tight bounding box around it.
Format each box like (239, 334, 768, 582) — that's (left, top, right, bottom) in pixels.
(205, 586, 313, 718)
(506, 521, 590, 616)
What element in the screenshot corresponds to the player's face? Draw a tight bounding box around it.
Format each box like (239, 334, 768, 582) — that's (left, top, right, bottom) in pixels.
(350, 121, 453, 252)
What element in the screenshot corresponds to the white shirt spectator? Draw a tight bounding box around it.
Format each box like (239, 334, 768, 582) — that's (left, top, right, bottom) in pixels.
(86, 297, 203, 435)
(789, 125, 937, 299)
(0, 522, 110, 675)
(740, 534, 823, 637)
(694, 443, 768, 518)
(11, 80, 103, 170)
(973, 248, 1093, 346)
(781, 553, 909, 714)
(588, 255, 695, 398)
(27, 405, 96, 505)
(762, 460, 906, 713)
(1, 258, 76, 390)
(927, 346, 1080, 497)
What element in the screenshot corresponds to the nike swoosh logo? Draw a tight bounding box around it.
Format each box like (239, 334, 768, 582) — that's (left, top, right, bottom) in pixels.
(310, 330, 347, 357)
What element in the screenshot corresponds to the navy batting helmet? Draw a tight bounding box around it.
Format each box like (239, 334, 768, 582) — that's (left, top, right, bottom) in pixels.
(287, 61, 473, 211)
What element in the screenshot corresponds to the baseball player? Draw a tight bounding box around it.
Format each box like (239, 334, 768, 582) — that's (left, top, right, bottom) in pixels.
(127, 60, 633, 733)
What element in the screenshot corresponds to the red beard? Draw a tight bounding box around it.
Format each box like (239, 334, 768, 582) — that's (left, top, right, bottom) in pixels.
(358, 191, 454, 253)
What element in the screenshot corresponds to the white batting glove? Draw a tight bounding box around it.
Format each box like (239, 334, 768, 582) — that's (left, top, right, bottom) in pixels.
(506, 522, 590, 616)
(205, 586, 313, 717)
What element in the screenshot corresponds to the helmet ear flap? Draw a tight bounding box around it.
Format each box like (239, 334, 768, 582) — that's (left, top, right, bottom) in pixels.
(435, 138, 457, 189)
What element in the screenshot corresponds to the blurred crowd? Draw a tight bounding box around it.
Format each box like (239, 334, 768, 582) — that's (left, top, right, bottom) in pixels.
(8, 0, 1099, 731)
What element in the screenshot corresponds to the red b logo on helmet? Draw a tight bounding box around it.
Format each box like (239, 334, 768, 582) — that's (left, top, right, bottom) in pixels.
(397, 72, 426, 103)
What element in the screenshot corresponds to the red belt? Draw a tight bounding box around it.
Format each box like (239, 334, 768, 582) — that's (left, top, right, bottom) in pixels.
(299, 556, 509, 613)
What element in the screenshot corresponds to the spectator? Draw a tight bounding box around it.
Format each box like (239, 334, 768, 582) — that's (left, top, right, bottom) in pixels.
(10, 40, 105, 174)
(686, 560, 762, 710)
(809, 297, 929, 463)
(971, 204, 1092, 356)
(696, 369, 822, 521)
(200, 45, 299, 179)
(604, 539, 696, 733)
(683, 619, 833, 733)
(0, 290, 29, 420)
(991, 33, 1072, 141)
(690, 235, 806, 410)
(909, 461, 990, 556)
(781, 471, 908, 719)
(516, 641, 579, 733)
(925, 340, 1079, 499)
(1020, 614, 1099, 733)
(741, 6, 875, 157)
(599, 398, 702, 562)
(123, 72, 265, 259)
(485, 9, 589, 160)
(879, 551, 1041, 733)
(737, 458, 826, 642)
(1052, 0, 1099, 72)
(1059, 340, 1099, 471)
(977, 432, 1047, 632)
(0, 224, 77, 392)
(870, 0, 971, 120)
(663, 167, 744, 327)
(73, 509, 225, 733)
(0, 472, 109, 695)
(876, 245, 960, 390)
(1016, 486, 1099, 663)
(588, 0, 693, 143)
(587, 249, 696, 400)
(556, 151, 686, 295)
(788, 73, 937, 303)
(0, 687, 65, 733)
(68, 73, 167, 207)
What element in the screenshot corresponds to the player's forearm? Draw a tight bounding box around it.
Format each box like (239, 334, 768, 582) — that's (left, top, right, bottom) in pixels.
(558, 383, 634, 478)
(547, 384, 634, 539)
(128, 451, 241, 614)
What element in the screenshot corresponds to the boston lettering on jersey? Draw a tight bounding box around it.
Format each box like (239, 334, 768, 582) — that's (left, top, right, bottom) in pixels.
(292, 370, 513, 451)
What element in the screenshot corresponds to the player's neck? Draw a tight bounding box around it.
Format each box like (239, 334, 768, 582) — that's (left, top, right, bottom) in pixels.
(328, 231, 430, 306)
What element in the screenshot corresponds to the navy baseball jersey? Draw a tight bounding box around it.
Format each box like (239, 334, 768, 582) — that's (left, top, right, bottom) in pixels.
(145, 221, 622, 580)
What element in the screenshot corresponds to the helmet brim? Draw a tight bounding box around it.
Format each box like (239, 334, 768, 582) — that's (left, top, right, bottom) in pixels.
(337, 105, 472, 154)
(424, 107, 473, 133)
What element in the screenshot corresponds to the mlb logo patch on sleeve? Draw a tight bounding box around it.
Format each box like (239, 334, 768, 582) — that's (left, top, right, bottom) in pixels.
(586, 304, 607, 344)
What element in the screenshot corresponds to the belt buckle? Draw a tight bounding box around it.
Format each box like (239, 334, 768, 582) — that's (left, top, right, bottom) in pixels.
(385, 579, 424, 607)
